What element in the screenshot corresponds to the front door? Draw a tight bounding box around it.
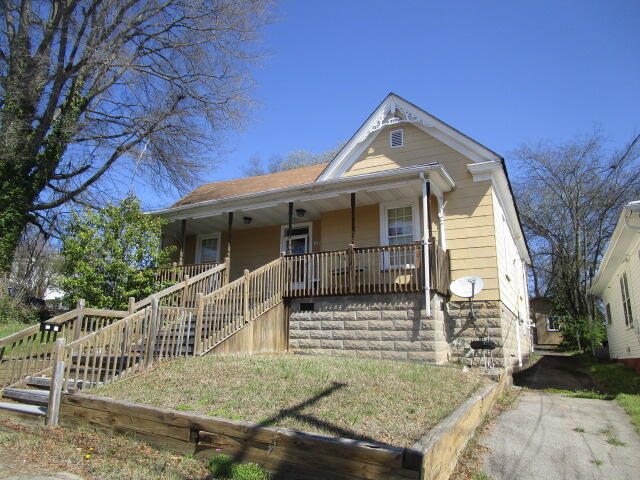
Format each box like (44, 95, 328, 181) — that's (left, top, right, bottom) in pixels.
(282, 224, 312, 290)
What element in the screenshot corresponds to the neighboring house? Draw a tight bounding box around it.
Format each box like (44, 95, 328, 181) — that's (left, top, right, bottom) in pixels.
(151, 93, 532, 368)
(591, 201, 640, 372)
(529, 297, 563, 347)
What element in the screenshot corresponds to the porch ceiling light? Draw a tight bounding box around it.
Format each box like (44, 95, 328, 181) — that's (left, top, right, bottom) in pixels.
(243, 216, 252, 224)
(296, 208, 306, 218)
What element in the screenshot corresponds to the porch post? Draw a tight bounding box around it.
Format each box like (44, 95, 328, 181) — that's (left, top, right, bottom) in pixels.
(227, 211, 233, 261)
(350, 192, 356, 245)
(179, 219, 187, 266)
(437, 194, 446, 250)
(287, 202, 293, 254)
(420, 173, 431, 317)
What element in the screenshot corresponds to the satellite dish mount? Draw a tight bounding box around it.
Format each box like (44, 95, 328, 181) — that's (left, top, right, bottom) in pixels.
(449, 276, 496, 370)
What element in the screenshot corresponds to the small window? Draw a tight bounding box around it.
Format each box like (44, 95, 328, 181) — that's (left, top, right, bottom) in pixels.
(606, 303, 612, 325)
(390, 129, 404, 148)
(620, 272, 634, 327)
(197, 234, 220, 263)
(546, 316, 560, 332)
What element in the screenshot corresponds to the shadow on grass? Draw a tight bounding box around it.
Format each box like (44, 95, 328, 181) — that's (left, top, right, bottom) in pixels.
(199, 380, 387, 479)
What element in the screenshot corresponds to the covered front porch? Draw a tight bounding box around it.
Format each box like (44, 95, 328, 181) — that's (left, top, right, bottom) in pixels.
(158, 164, 454, 298)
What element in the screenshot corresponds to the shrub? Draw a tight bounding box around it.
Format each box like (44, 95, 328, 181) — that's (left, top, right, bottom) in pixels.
(208, 454, 268, 480)
(59, 195, 175, 310)
(0, 291, 40, 326)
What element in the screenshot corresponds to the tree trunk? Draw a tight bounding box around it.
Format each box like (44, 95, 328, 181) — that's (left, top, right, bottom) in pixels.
(0, 202, 29, 272)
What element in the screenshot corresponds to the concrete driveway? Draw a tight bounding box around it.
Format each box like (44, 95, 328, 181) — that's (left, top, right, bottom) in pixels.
(481, 391, 640, 480)
(479, 352, 640, 479)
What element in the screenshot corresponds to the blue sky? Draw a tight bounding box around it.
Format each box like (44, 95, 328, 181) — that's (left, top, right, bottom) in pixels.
(136, 0, 640, 209)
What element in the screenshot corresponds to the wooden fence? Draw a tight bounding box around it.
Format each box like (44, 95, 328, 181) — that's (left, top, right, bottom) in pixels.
(283, 243, 450, 297)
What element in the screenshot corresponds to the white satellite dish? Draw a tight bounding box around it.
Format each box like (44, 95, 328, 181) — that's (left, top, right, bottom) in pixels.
(450, 276, 484, 299)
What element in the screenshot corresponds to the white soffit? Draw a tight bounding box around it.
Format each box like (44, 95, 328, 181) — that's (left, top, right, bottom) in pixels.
(317, 93, 501, 181)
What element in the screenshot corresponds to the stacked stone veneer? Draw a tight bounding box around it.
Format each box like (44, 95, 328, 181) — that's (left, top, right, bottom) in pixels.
(447, 300, 531, 368)
(289, 293, 448, 363)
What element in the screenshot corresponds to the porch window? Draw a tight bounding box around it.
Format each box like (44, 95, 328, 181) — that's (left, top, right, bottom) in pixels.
(620, 272, 633, 327)
(380, 201, 419, 268)
(196, 233, 220, 263)
(387, 206, 414, 246)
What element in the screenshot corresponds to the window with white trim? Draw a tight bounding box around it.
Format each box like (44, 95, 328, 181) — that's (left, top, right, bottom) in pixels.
(546, 316, 560, 332)
(196, 234, 220, 263)
(381, 203, 418, 267)
(390, 129, 404, 148)
(620, 272, 634, 327)
(606, 303, 612, 325)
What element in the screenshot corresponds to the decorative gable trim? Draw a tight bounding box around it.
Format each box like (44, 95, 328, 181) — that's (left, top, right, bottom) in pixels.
(317, 93, 501, 181)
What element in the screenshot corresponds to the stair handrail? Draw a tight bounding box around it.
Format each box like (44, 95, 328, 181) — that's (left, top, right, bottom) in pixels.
(197, 257, 284, 355)
(132, 261, 227, 310)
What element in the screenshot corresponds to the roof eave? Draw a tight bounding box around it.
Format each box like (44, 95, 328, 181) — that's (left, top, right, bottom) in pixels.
(148, 163, 455, 219)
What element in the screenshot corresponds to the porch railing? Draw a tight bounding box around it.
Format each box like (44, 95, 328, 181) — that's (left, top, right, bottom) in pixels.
(155, 261, 225, 284)
(283, 243, 450, 297)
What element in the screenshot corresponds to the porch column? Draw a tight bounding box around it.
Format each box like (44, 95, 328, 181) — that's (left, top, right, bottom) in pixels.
(179, 219, 187, 265)
(227, 212, 233, 261)
(420, 173, 431, 317)
(436, 194, 446, 250)
(350, 192, 356, 245)
(287, 202, 293, 254)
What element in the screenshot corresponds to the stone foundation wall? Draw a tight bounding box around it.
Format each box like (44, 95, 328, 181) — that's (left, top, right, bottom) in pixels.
(446, 300, 531, 368)
(289, 292, 448, 363)
(499, 303, 532, 368)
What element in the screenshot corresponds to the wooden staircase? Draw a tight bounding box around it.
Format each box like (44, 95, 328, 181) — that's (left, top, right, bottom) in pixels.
(0, 258, 286, 425)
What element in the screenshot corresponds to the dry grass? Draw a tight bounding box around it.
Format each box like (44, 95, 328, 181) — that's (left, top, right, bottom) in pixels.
(0, 418, 209, 480)
(96, 353, 489, 448)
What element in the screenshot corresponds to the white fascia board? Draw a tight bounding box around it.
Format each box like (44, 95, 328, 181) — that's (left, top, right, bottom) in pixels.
(150, 163, 456, 221)
(591, 203, 640, 295)
(467, 161, 531, 263)
(318, 94, 501, 181)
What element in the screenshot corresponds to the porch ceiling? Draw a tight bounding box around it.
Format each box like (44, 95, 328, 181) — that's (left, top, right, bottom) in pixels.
(164, 181, 424, 236)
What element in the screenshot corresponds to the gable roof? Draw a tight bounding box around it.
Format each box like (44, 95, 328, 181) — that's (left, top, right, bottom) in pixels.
(172, 163, 329, 207)
(318, 92, 502, 181)
(591, 201, 640, 295)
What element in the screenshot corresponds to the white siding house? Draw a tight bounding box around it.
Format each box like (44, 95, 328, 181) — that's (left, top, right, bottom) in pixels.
(591, 201, 640, 372)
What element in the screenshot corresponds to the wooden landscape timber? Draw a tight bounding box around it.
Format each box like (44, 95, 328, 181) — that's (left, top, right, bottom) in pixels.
(414, 373, 509, 480)
(59, 393, 421, 480)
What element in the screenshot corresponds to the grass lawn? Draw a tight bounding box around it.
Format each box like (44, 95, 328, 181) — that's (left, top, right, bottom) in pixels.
(0, 318, 33, 338)
(96, 353, 489, 448)
(543, 354, 640, 432)
(0, 418, 209, 480)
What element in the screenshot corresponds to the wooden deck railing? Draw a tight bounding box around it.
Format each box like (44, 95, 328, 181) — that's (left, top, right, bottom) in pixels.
(283, 243, 450, 297)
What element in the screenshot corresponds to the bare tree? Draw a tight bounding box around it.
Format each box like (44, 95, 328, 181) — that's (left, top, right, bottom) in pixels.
(512, 131, 640, 351)
(0, 0, 273, 270)
(242, 143, 344, 177)
(9, 225, 60, 298)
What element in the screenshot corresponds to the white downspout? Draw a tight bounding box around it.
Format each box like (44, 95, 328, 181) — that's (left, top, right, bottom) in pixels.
(516, 315, 523, 368)
(420, 173, 431, 317)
